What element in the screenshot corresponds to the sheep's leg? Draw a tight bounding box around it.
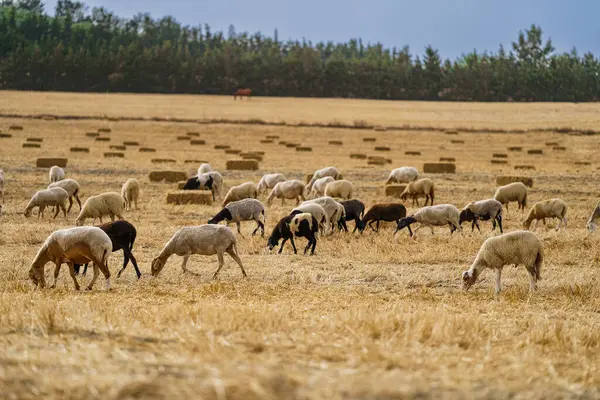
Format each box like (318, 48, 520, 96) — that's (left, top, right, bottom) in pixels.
(368, 220, 376, 232)
(74, 193, 82, 211)
(474, 220, 481, 233)
(430, 226, 435, 235)
(495, 268, 502, 295)
(97, 262, 111, 290)
(289, 237, 298, 254)
(67, 197, 74, 213)
(61, 203, 67, 218)
(533, 219, 539, 231)
(235, 221, 245, 238)
(212, 252, 225, 279)
(50, 263, 62, 288)
(67, 262, 80, 291)
(563, 217, 568, 229)
(181, 254, 199, 275)
(406, 224, 413, 237)
(527, 266, 538, 292)
(497, 215, 503, 233)
(555, 217, 562, 230)
(310, 233, 317, 255)
(412, 224, 422, 240)
(226, 246, 247, 277)
(53, 204, 60, 219)
(39, 205, 45, 218)
(82, 263, 88, 276)
(375, 220, 380, 233)
(126, 248, 141, 279)
(86, 264, 100, 290)
(278, 238, 288, 254)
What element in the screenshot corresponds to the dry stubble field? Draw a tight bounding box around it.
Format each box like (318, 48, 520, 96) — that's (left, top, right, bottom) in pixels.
(1, 92, 600, 399)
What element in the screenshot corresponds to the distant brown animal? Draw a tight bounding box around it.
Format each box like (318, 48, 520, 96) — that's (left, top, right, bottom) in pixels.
(234, 88, 252, 99)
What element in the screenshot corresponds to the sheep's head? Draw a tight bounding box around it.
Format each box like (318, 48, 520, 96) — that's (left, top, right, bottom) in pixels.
(150, 258, 165, 276)
(29, 267, 41, 287)
(396, 217, 416, 233)
(587, 222, 597, 233)
(24, 207, 32, 218)
(462, 270, 478, 290)
(459, 209, 474, 225)
(356, 219, 366, 232)
(522, 219, 532, 230)
(267, 235, 279, 250)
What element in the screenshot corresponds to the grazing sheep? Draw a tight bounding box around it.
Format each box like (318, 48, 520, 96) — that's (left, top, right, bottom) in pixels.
(74, 220, 141, 280)
(0, 169, 4, 204)
(49, 165, 65, 183)
(523, 198, 568, 231)
(121, 178, 140, 211)
(306, 166, 342, 193)
(324, 179, 353, 200)
(222, 182, 258, 207)
(48, 178, 82, 213)
(75, 192, 125, 226)
(302, 196, 345, 232)
(150, 225, 247, 279)
(267, 213, 319, 255)
(586, 200, 600, 232)
(494, 182, 528, 211)
(208, 198, 266, 237)
(202, 171, 224, 199)
(462, 230, 543, 295)
(395, 204, 461, 239)
(257, 173, 286, 194)
(400, 178, 435, 206)
(310, 176, 335, 198)
(24, 187, 68, 219)
(291, 202, 328, 233)
(182, 174, 214, 192)
(266, 180, 305, 205)
(28, 226, 113, 291)
(198, 163, 212, 175)
(385, 167, 418, 184)
(360, 203, 407, 233)
(459, 199, 503, 233)
(338, 199, 365, 233)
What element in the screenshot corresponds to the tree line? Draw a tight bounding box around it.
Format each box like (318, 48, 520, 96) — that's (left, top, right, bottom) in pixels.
(1, 0, 599, 101)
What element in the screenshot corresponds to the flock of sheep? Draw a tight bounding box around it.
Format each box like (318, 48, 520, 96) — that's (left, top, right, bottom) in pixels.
(1, 162, 599, 296)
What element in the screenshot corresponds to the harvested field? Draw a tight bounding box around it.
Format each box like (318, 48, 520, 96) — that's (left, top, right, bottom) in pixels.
(1, 92, 600, 400)
(385, 184, 407, 197)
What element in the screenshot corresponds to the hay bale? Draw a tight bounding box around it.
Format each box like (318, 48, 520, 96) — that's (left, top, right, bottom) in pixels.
(70, 147, 89, 153)
(225, 149, 242, 154)
(553, 146, 566, 151)
(444, 130, 458, 135)
(104, 152, 124, 158)
(329, 140, 343, 145)
(139, 147, 156, 153)
(350, 153, 367, 159)
(496, 176, 534, 187)
(423, 163, 456, 174)
(98, 128, 111, 133)
(286, 143, 300, 148)
(375, 146, 391, 152)
(123, 141, 139, 146)
(166, 191, 213, 205)
(266, 135, 280, 140)
(152, 158, 176, 164)
(23, 143, 41, 148)
(191, 140, 206, 145)
(439, 157, 455, 162)
(491, 159, 508, 165)
(260, 139, 274, 144)
(184, 159, 208, 164)
(9, 125, 23, 131)
(0, 133, 12, 138)
(493, 153, 508, 158)
(368, 159, 387, 166)
(363, 137, 376, 142)
(296, 146, 312, 152)
(545, 141, 559, 146)
(385, 185, 407, 197)
(574, 161, 591, 166)
(527, 149, 543, 155)
(110, 145, 126, 150)
(186, 132, 200, 137)
(215, 145, 230, 150)
(26, 137, 43, 142)
(405, 151, 421, 156)
(450, 140, 464, 144)
(226, 160, 259, 171)
(242, 154, 263, 161)
(514, 165, 536, 171)
(95, 137, 110, 142)
(149, 170, 187, 183)
(367, 156, 391, 164)
(86, 132, 100, 137)
(177, 136, 191, 141)
(508, 146, 522, 152)
(373, 126, 386, 132)
(36, 158, 67, 168)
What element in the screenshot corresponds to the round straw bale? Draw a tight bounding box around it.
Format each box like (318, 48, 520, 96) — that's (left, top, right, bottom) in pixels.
(363, 137, 376, 142)
(439, 157, 455, 162)
(104, 152, 124, 158)
(491, 159, 507, 164)
(85, 132, 100, 137)
(405, 151, 421, 156)
(152, 158, 176, 164)
(98, 128, 111, 133)
(191, 139, 206, 145)
(139, 147, 156, 152)
(375, 146, 391, 152)
(514, 165, 536, 171)
(444, 130, 458, 135)
(423, 163, 456, 173)
(242, 154, 263, 161)
(450, 140, 464, 144)
(149, 170, 187, 182)
(215, 145, 230, 150)
(110, 145, 126, 150)
(70, 147, 89, 153)
(493, 153, 507, 158)
(186, 132, 200, 137)
(22, 143, 41, 148)
(26, 137, 43, 142)
(266, 135, 280, 140)
(36, 158, 67, 168)
(496, 176, 533, 187)
(553, 146, 566, 151)
(226, 160, 259, 171)
(95, 137, 110, 142)
(574, 161, 591, 166)
(385, 184, 407, 197)
(177, 136, 191, 141)
(225, 149, 242, 154)
(166, 191, 213, 205)
(123, 141, 139, 146)
(329, 140, 343, 145)
(0, 133, 12, 138)
(508, 146, 522, 152)
(545, 141, 559, 146)
(260, 139, 274, 144)
(9, 125, 23, 130)
(350, 153, 367, 159)
(527, 149, 543, 155)
(296, 146, 312, 152)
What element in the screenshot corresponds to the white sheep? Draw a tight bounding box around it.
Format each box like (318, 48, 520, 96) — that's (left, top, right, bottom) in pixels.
(310, 176, 335, 198)
(48, 165, 65, 183)
(395, 204, 461, 239)
(222, 182, 258, 207)
(586, 200, 600, 232)
(462, 230, 543, 295)
(324, 180, 353, 200)
(121, 178, 140, 211)
(24, 187, 69, 219)
(306, 166, 342, 193)
(494, 182, 528, 211)
(257, 173, 286, 194)
(48, 178, 82, 212)
(208, 198, 266, 237)
(28, 226, 113, 291)
(400, 178, 435, 206)
(76, 192, 125, 226)
(293, 202, 328, 233)
(523, 198, 568, 231)
(385, 167, 418, 184)
(198, 163, 212, 175)
(150, 225, 247, 278)
(199, 171, 223, 200)
(266, 180, 305, 205)
(302, 196, 345, 232)
(0, 169, 4, 204)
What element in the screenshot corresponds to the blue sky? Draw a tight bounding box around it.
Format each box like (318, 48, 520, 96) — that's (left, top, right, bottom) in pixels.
(44, 0, 600, 60)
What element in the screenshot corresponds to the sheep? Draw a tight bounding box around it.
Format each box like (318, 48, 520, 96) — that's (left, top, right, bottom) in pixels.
(302, 196, 344, 233)
(150, 225, 247, 279)
(459, 199, 503, 233)
(523, 198, 568, 231)
(222, 182, 258, 207)
(462, 230, 543, 295)
(121, 178, 140, 211)
(208, 198, 266, 237)
(24, 187, 69, 219)
(266, 180, 305, 206)
(291, 202, 328, 233)
(28, 226, 113, 291)
(310, 176, 335, 198)
(49, 165, 65, 183)
(586, 200, 600, 232)
(267, 213, 319, 255)
(257, 173, 286, 194)
(202, 171, 224, 200)
(182, 174, 214, 192)
(399, 178, 435, 206)
(306, 166, 342, 193)
(385, 167, 418, 184)
(198, 163, 212, 175)
(359, 203, 407, 233)
(494, 182, 528, 211)
(0, 169, 4, 204)
(324, 179, 353, 200)
(75, 192, 125, 226)
(395, 204, 461, 239)
(338, 199, 365, 233)
(48, 178, 82, 213)
(74, 220, 141, 280)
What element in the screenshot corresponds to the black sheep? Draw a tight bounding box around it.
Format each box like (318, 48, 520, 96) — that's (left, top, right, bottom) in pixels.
(74, 220, 141, 279)
(338, 199, 365, 233)
(267, 213, 319, 255)
(359, 203, 407, 233)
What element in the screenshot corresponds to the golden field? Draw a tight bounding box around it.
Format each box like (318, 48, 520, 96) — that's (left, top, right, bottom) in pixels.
(1, 92, 600, 399)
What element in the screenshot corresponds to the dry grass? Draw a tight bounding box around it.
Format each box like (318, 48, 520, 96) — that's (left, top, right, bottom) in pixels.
(1, 92, 600, 399)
